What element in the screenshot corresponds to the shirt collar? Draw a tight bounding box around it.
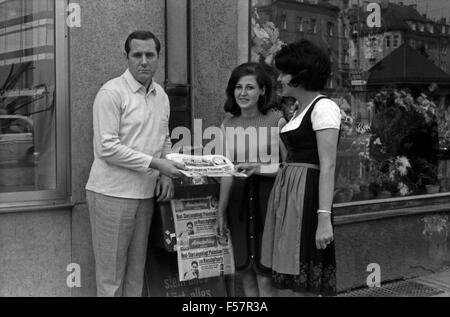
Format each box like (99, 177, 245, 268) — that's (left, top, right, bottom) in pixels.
(123, 69, 157, 95)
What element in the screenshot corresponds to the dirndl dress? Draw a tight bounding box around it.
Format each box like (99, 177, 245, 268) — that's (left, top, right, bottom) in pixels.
(260, 96, 337, 296)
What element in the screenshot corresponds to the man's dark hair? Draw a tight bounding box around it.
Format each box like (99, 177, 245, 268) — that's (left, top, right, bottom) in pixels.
(187, 222, 193, 227)
(125, 30, 161, 57)
(191, 261, 198, 266)
(224, 62, 273, 116)
(275, 39, 331, 91)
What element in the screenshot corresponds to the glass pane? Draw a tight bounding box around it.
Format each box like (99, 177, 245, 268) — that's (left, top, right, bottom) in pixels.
(0, 0, 56, 193)
(251, 0, 450, 203)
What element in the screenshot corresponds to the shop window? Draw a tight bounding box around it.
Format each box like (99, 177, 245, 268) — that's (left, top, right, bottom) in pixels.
(251, 0, 450, 206)
(0, 0, 68, 205)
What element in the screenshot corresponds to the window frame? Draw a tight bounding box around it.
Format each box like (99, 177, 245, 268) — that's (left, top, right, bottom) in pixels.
(0, 0, 70, 210)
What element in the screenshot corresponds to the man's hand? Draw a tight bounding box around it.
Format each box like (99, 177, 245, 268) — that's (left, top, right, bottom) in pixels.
(156, 175, 174, 203)
(235, 163, 260, 176)
(150, 158, 187, 178)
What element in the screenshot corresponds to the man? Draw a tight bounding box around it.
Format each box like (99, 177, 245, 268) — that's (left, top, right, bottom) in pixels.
(184, 261, 200, 280)
(179, 222, 195, 238)
(86, 30, 185, 297)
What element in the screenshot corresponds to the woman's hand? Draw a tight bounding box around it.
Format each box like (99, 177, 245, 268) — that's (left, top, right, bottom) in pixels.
(235, 163, 260, 176)
(315, 213, 334, 250)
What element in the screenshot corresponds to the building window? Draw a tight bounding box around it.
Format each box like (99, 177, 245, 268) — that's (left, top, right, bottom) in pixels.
(393, 35, 400, 48)
(386, 35, 391, 48)
(310, 18, 317, 34)
(297, 17, 304, 32)
(419, 23, 425, 32)
(428, 24, 434, 33)
(0, 0, 68, 205)
(328, 22, 334, 36)
(280, 14, 287, 30)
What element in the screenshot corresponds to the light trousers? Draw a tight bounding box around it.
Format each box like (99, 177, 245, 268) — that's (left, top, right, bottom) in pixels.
(86, 190, 154, 297)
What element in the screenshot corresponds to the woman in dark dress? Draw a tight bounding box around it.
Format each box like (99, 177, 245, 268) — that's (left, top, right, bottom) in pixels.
(216, 63, 286, 297)
(261, 40, 341, 296)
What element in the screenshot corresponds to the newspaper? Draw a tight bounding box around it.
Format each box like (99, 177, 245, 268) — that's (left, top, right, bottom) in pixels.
(166, 153, 247, 178)
(171, 196, 235, 281)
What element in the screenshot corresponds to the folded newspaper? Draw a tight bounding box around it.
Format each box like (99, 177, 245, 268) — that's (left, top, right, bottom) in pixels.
(166, 154, 247, 178)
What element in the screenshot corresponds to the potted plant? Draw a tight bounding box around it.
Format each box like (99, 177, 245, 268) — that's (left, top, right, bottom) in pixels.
(334, 174, 355, 203)
(414, 158, 440, 194)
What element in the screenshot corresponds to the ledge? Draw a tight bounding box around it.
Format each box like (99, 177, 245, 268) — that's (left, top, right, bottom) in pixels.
(0, 201, 75, 215)
(335, 203, 450, 226)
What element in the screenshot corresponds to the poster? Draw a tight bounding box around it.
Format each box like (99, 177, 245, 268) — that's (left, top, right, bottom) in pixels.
(171, 196, 235, 282)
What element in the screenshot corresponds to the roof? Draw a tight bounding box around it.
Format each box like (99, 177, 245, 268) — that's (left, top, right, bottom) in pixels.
(367, 44, 450, 85)
(270, 0, 340, 12)
(349, 2, 447, 36)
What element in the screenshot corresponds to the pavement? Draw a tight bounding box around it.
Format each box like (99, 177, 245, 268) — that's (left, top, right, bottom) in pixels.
(337, 268, 450, 297)
(414, 269, 450, 297)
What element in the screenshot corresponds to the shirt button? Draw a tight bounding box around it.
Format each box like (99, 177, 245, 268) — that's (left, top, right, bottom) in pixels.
(251, 256, 254, 259)
(250, 217, 254, 221)
(250, 236, 254, 239)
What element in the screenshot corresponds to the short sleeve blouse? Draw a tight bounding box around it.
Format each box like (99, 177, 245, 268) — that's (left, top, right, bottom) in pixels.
(281, 96, 341, 133)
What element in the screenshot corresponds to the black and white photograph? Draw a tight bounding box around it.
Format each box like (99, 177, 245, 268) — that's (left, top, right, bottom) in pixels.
(1, 0, 450, 302)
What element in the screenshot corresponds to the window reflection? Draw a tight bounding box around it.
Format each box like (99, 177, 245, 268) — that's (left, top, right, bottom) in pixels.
(0, 0, 56, 193)
(252, 0, 450, 202)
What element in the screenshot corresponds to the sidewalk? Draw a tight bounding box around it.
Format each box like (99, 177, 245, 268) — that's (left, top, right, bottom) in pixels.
(337, 268, 450, 297)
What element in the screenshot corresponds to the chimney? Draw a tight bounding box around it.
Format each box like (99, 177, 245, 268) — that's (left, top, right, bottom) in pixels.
(399, 1, 404, 6)
(423, 14, 427, 19)
(409, 4, 417, 10)
(380, 0, 389, 9)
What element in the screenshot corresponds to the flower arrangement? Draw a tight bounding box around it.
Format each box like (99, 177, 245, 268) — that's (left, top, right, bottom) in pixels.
(366, 89, 440, 195)
(251, 9, 285, 65)
(437, 105, 450, 149)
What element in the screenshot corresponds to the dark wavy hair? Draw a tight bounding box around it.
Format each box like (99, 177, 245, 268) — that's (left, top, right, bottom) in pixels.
(275, 39, 331, 91)
(125, 30, 161, 57)
(224, 62, 273, 116)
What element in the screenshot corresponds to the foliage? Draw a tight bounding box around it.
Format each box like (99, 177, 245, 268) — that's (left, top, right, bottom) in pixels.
(365, 89, 440, 195)
(251, 9, 285, 66)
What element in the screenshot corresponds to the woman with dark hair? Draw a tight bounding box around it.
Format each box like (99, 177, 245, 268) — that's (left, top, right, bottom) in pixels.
(217, 62, 286, 297)
(261, 40, 341, 296)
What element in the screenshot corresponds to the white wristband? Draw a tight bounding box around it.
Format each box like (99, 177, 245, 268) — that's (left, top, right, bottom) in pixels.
(317, 209, 332, 214)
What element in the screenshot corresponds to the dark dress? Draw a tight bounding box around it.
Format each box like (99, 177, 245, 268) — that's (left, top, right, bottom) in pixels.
(226, 175, 274, 276)
(261, 96, 337, 296)
(222, 110, 283, 277)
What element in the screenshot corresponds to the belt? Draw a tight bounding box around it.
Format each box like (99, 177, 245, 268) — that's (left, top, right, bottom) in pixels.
(281, 162, 320, 170)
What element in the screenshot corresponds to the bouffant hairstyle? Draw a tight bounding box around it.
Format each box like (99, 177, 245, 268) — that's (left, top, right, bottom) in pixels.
(275, 39, 331, 91)
(224, 62, 273, 116)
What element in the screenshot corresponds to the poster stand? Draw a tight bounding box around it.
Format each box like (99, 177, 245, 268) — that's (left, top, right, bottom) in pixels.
(144, 178, 235, 297)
